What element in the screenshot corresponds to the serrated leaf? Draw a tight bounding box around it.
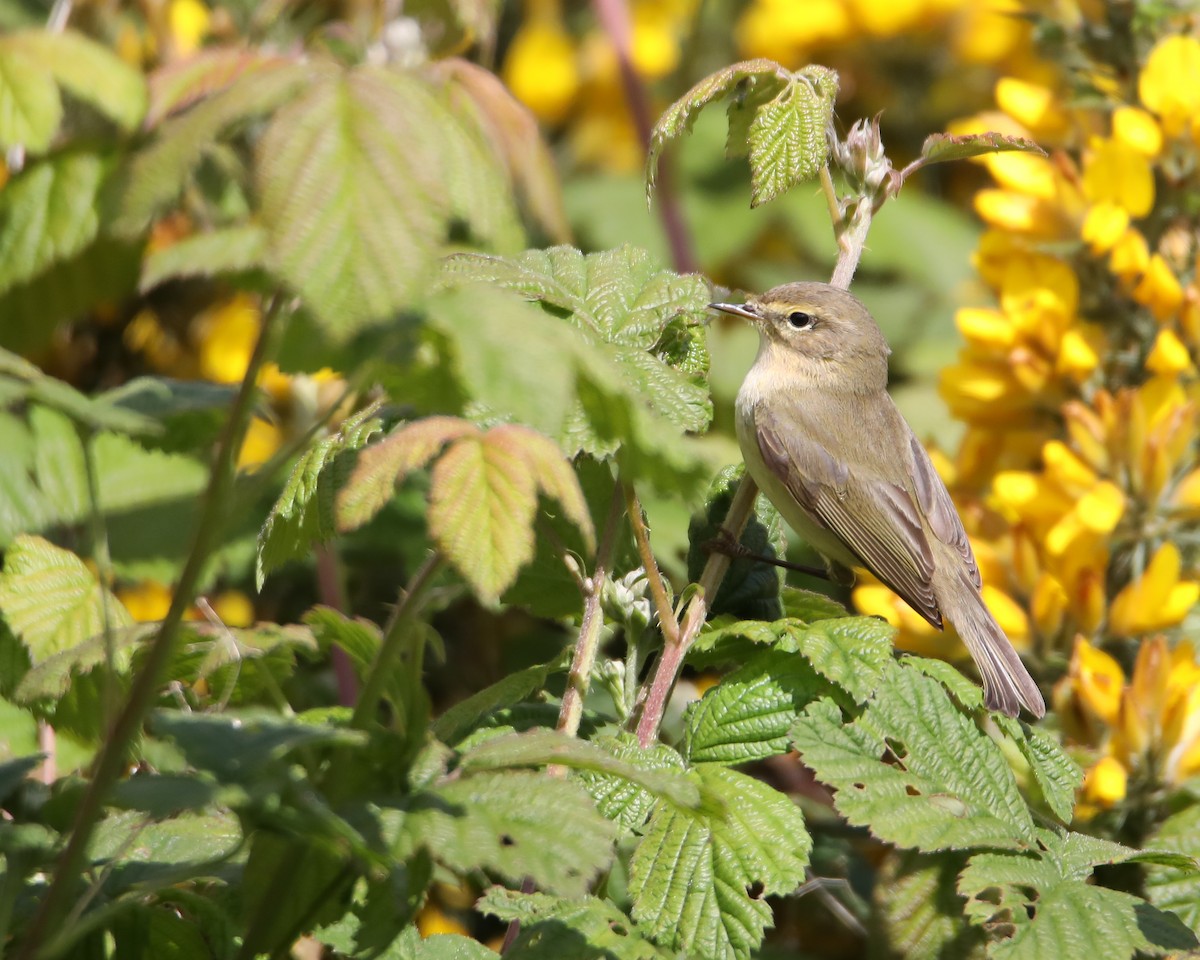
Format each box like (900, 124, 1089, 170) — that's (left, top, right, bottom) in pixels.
(790, 664, 1037, 852)
(257, 67, 441, 330)
(256, 404, 384, 587)
(0, 40, 60, 152)
(577, 735, 688, 832)
(146, 49, 291, 127)
(1146, 804, 1200, 934)
(140, 225, 266, 291)
(336, 416, 477, 534)
(629, 764, 810, 960)
(0, 150, 110, 296)
(429, 432, 537, 604)
(646, 58, 787, 204)
(684, 649, 827, 764)
(958, 845, 1197, 960)
(20, 29, 146, 132)
(444, 245, 713, 438)
(918, 132, 1046, 166)
(115, 59, 310, 232)
(400, 770, 616, 898)
(725, 75, 789, 159)
(874, 851, 981, 960)
(992, 715, 1081, 823)
(748, 68, 837, 207)
(0, 535, 133, 663)
(479, 889, 671, 960)
(779, 585, 848, 622)
(459, 729, 701, 813)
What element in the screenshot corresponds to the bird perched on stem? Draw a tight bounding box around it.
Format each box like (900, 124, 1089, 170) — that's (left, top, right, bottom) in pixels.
(711, 282, 1045, 718)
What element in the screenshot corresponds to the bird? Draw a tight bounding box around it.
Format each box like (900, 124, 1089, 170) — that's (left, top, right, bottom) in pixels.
(710, 281, 1045, 718)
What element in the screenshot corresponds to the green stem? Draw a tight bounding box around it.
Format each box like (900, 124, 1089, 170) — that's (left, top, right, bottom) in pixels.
(349, 552, 445, 730)
(622, 482, 679, 647)
(79, 425, 117, 726)
(14, 295, 284, 960)
(557, 482, 625, 738)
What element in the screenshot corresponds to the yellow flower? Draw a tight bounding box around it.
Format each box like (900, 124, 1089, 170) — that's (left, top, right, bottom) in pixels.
(168, 0, 210, 57)
(1070, 636, 1125, 725)
(853, 581, 963, 660)
(992, 76, 1070, 138)
(1146, 328, 1193, 376)
(208, 590, 254, 628)
(1082, 138, 1154, 218)
(193, 294, 262, 384)
(502, 17, 580, 126)
(956, 3, 1029, 68)
(849, 0, 927, 38)
(237, 417, 284, 472)
(630, 6, 680, 79)
(1108, 228, 1150, 283)
(416, 905, 469, 938)
(1080, 202, 1129, 254)
(1138, 34, 1200, 138)
(736, 0, 850, 61)
(117, 580, 173, 622)
(1109, 543, 1199, 636)
(1081, 755, 1128, 810)
(1131, 254, 1184, 322)
(1173, 466, 1200, 512)
(1112, 106, 1163, 157)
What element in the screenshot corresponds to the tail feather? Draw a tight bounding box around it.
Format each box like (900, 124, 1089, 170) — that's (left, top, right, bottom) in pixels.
(946, 579, 1045, 719)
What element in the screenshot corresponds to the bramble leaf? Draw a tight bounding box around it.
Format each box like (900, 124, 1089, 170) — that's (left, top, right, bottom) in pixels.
(256, 403, 384, 588)
(0, 39, 60, 152)
(399, 770, 616, 898)
(873, 851, 981, 960)
(684, 649, 827, 764)
(629, 764, 810, 960)
(19, 29, 146, 133)
(1145, 804, 1200, 936)
(576, 736, 689, 832)
(0, 536, 133, 664)
(790, 663, 1037, 851)
(747, 67, 838, 207)
(140, 225, 266, 291)
(918, 131, 1046, 167)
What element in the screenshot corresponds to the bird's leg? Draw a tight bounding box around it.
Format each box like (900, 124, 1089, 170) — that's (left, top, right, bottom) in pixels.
(702, 529, 831, 580)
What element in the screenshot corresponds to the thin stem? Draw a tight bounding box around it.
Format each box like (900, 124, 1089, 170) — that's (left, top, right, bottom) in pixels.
(316, 544, 358, 705)
(635, 476, 758, 747)
(591, 0, 696, 274)
(349, 552, 445, 731)
(15, 295, 284, 960)
(622, 483, 679, 647)
(557, 482, 625, 738)
(829, 199, 875, 291)
(80, 426, 117, 725)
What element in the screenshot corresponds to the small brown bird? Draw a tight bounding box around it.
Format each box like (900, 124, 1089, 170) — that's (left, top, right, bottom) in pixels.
(712, 282, 1045, 718)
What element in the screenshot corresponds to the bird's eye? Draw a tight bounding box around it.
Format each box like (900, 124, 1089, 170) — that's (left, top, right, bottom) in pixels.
(787, 311, 813, 329)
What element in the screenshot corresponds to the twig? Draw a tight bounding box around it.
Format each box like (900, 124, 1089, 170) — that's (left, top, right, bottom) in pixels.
(591, 0, 696, 274)
(15, 295, 285, 960)
(622, 483, 679, 647)
(557, 483, 625, 738)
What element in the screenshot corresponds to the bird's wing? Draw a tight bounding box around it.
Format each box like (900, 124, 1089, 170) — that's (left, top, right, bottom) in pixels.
(906, 434, 981, 588)
(754, 402, 944, 629)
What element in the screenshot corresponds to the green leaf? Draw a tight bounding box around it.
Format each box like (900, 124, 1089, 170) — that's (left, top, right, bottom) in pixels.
(992, 715, 1081, 823)
(646, 58, 788, 204)
(336, 416, 476, 534)
(629, 764, 810, 960)
(459, 729, 702, 813)
(479, 889, 672, 960)
(790, 664, 1037, 852)
(779, 585, 848, 622)
(873, 850, 981, 960)
(20, 29, 146, 132)
(0, 39, 60, 151)
(0, 150, 111, 296)
(399, 770, 616, 898)
(140, 224, 266, 291)
(257, 67, 445, 332)
(0, 535, 133, 664)
(256, 403, 384, 587)
(1146, 804, 1200, 935)
(576, 735, 689, 832)
(684, 649, 827, 764)
(747, 67, 838, 207)
(958, 839, 1197, 959)
(0, 754, 43, 804)
(431, 652, 570, 745)
(917, 131, 1046, 167)
(115, 59, 310, 232)
(443, 244, 714, 483)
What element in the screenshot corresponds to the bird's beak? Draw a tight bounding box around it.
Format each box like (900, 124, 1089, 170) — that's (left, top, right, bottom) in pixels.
(708, 301, 759, 322)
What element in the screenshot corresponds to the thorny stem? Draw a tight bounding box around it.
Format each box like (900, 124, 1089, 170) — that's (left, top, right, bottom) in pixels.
(634, 171, 877, 749)
(15, 295, 285, 960)
(350, 552, 445, 731)
(557, 483, 626, 739)
(622, 483, 680, 648)
(592, 0, 697, 274)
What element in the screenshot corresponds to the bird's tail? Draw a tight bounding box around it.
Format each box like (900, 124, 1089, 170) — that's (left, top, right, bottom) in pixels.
(945, 575, 1045, 719)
